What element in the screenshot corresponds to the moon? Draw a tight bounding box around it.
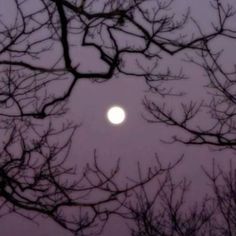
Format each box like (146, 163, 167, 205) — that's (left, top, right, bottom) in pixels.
(106, 106, 126, 125)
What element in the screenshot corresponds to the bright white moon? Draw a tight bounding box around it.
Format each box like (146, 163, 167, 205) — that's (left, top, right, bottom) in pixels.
(107, 106, 126, 125)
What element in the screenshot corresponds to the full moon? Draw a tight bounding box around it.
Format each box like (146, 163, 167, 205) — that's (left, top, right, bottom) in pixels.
(106, 106, 126, 125)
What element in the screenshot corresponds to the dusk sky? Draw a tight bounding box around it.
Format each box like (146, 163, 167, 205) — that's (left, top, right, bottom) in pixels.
(1, 0, 236, 236)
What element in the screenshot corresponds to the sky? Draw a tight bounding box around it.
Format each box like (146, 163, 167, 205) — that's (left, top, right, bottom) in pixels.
(1, 0, 236, 235)
(2, 73, 236, 236)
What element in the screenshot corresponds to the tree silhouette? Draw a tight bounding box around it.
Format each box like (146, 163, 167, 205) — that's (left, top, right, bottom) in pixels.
(124, 162, 214, 236)
(143, 0, 236, 149)
(0, 0, 233, 118)
(0, 0, 236, 235)
(125, 160, 236, 236)
(137, 1, 236, 235)
(203, 160, 236, 235)
(0, 118, 179, 235)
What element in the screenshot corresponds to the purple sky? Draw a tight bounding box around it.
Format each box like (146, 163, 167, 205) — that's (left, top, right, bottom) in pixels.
(2, 76, 236, 236)
(1, 0, 236, 235)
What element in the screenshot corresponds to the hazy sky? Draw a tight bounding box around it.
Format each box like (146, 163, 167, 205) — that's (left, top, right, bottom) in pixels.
(1, 0, 236, 235)
(3, 74, 236, 236)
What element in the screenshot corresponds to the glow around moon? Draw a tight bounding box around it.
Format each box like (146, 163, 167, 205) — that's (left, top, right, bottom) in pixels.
(106, 106, 126, 125)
